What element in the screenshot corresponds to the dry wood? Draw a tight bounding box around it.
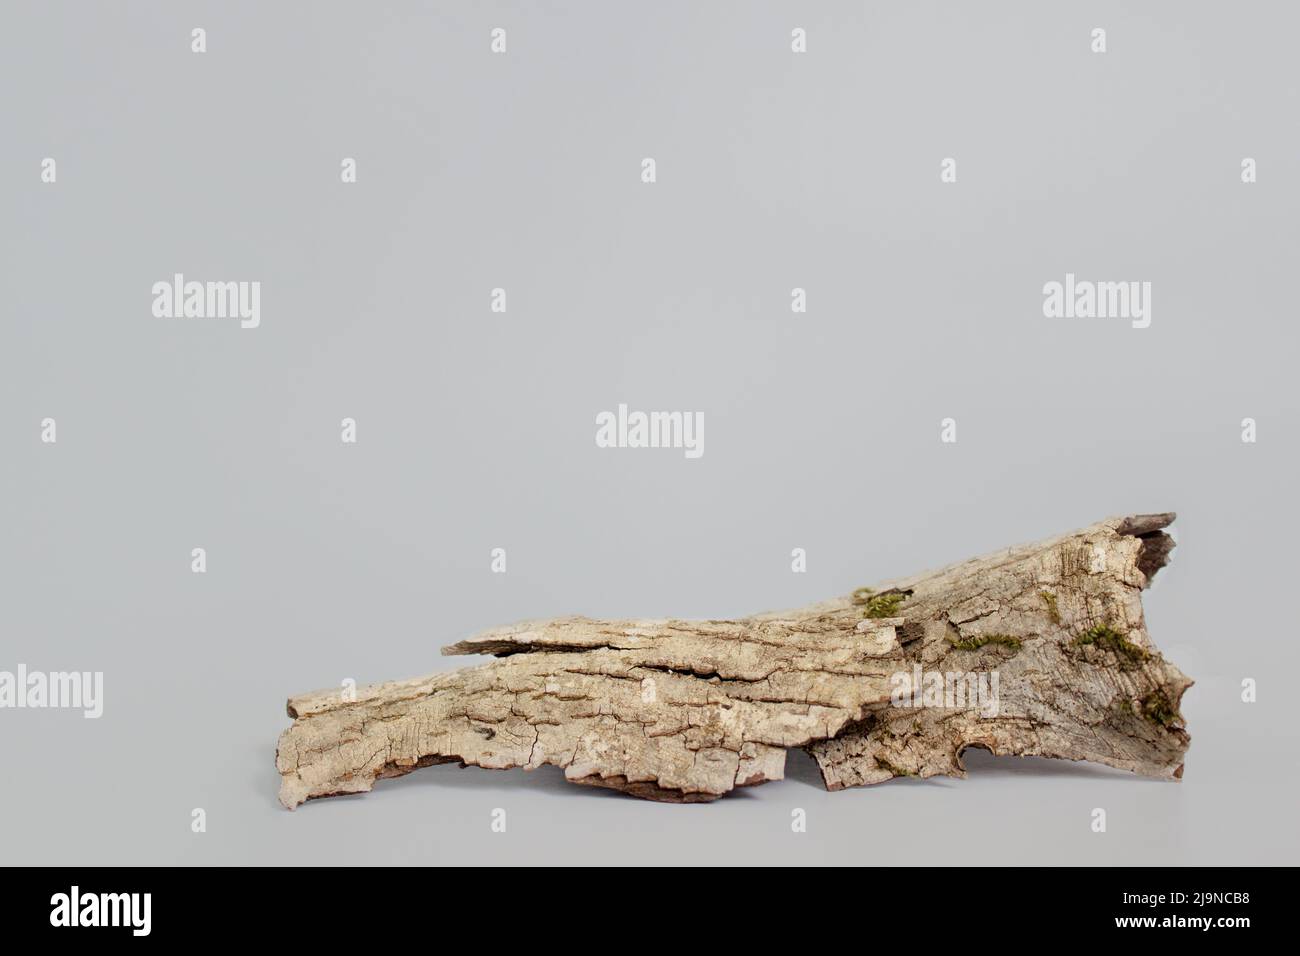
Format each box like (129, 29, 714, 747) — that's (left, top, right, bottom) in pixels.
(276, 513, 1191, 808)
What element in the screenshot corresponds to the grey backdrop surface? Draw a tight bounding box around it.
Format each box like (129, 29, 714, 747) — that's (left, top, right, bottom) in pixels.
(2, 1, 1297, 865)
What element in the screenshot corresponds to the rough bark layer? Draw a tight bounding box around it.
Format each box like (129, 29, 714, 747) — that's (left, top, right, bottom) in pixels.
(276, 514, 1191, 808)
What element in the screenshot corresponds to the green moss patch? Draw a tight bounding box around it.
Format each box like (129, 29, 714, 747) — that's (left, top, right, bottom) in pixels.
(1074, 624, 1149, 665)
(1139, 690, 1182, 728)
(874, 755, 915, 777)
(1039, 590, 1061, 625)
(949, 633, 1022, 652)
(852, 587, 908, 619)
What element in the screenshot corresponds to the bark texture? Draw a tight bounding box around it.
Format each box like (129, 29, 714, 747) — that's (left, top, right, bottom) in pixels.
(276, 514, 1191, 808)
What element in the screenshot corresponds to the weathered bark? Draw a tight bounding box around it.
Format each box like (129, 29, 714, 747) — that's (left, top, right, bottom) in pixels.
(276, 514, 1191, 808)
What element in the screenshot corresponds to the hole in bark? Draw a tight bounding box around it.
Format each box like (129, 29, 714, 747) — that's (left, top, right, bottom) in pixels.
(784, 747, 826, 788)
(957, 742, 992, 771)
(898, 620, 926, 645)
(1134, 531, 1175, 583)
(1115, 514, 1177, 584)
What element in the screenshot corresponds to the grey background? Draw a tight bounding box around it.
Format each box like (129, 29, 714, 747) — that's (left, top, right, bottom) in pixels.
(2, 1, 1297, 865)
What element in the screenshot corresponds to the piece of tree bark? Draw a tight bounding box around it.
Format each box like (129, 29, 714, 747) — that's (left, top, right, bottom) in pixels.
(276, 513, 1191, 808)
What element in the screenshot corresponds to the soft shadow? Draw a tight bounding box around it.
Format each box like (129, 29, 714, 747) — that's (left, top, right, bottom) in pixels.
(264, 741, 1150, 812)
(959, 745, 1141, 780)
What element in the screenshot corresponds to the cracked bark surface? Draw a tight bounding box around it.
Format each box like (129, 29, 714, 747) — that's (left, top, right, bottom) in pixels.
(276, 513, 1191, 808)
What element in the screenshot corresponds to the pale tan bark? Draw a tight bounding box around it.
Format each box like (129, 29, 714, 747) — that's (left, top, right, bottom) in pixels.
(276, 514, 1190, 808)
